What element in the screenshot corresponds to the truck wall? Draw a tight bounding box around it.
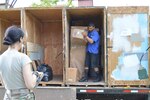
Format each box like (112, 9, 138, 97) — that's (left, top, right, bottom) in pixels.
(0, 87, 76, 100)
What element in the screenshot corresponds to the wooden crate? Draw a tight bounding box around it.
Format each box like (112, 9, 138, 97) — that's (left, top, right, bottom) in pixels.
(107, 7, 150, 86)
(23, 8, 64, 85)
(66, 68, 78, 83)
(65, 7, 107, 86)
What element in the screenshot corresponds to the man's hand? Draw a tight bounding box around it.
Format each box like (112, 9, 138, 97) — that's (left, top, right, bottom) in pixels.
(82, 32, 87, 38)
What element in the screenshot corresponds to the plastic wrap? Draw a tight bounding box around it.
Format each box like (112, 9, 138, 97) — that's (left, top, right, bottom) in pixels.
(70, 46, 86, 80)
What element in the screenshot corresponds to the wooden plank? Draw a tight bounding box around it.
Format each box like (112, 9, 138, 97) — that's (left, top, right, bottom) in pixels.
(25, 11, 42, 43)
(62, 8, 65, 84)
(39, 75, 63, 86)
(103, 8, 107, 84)
(66, 80, 106, 86)
(64, 9, 70, 71)
(64, 9, 70, 84)
(108, 80, 149, 86)
(107, 7, 149, 14)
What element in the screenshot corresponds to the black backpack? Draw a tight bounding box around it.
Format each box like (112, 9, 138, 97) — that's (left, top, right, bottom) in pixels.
(37, 64, 53, 82)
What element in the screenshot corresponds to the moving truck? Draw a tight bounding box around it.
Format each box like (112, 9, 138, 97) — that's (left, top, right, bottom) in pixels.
(0, 6, 150, 100)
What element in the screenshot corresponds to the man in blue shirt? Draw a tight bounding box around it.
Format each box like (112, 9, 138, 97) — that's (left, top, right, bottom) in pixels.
(79, 23, 101, 82)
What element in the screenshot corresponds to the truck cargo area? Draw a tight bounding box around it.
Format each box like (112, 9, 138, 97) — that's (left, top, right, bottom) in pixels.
(0, 6, 150, 100)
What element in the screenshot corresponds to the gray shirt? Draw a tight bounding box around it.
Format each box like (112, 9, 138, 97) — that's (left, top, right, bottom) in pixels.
(0, 49, 32, 90)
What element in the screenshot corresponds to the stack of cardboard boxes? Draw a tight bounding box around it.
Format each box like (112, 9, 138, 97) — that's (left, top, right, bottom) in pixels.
(66, 26, 87, 83)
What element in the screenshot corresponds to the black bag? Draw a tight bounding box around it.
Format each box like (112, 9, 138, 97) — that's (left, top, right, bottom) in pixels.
(37, 64, 53, 82)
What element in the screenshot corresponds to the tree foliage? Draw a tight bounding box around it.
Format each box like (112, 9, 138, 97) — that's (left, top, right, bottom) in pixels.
(32, 0, 73, 7)
(66, 0, 73, 7)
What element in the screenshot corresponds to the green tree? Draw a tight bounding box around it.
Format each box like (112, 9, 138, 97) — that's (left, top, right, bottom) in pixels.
(66, 0, 73, 7)
(32, 0, 73, 7)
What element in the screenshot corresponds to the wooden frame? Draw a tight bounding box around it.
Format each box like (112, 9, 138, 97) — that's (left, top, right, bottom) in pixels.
(65, 7, 106, 86)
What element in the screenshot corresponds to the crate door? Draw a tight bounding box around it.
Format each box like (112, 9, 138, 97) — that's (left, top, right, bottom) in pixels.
(107, 7, 149, 86)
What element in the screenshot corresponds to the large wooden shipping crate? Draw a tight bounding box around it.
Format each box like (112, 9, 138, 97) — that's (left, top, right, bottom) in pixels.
(65, 7, 107, 86)
(23, 8, 64, 86)
(0, 7, 149, 87)
(0, 9, 21, 53)
(107, 7, 150, 86)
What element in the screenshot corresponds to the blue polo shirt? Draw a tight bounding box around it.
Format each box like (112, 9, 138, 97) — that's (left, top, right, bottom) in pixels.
(86, 29, 100, 54)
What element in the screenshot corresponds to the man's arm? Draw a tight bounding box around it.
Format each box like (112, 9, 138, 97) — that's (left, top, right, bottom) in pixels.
(85, 36, 94, 44)
(82, 32, 94, 44)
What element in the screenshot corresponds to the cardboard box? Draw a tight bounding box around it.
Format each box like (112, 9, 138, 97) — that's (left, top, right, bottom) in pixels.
(71, 26, 87, 46)
(70, 46, 86, 79)
(71, 26, 87, 39)
(66, 68, 78, 82)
